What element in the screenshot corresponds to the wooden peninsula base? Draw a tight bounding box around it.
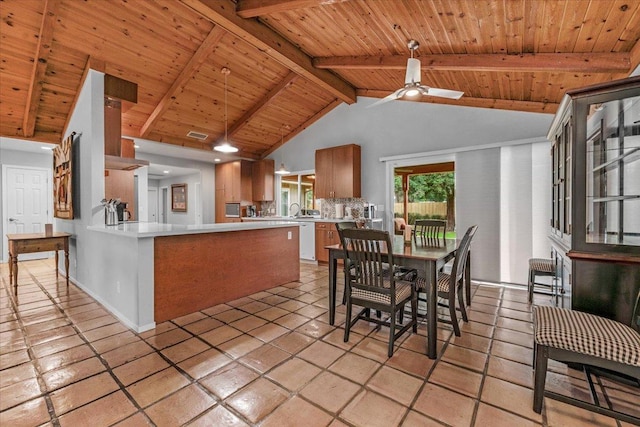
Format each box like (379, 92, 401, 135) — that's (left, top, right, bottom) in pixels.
(154, 226, 300, 322)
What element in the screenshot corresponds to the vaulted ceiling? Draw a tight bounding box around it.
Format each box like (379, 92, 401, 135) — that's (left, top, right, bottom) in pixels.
(1, 0, 639, 160)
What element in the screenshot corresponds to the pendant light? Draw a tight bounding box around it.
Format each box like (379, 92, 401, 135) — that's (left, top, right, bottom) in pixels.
(214, 67, 238, 153)
(275, 125, 290, 175)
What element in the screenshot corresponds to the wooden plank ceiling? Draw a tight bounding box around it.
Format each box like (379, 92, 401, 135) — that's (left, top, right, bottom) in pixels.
(1, 0, 639, 159)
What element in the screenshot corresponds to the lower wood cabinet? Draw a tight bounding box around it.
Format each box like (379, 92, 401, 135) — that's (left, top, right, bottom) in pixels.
(315, 222, 340, 263)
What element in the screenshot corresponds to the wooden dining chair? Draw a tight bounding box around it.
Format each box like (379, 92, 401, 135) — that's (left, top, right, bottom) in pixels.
(335, 221, 358, 305)
(341, 228, 418, 357)
(413, 219, 447, 246)
(415, 224, 477, 336)
(532, 290, 640, 424)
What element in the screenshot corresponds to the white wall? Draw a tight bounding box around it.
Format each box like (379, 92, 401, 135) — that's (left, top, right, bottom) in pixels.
(155, 173, 201, 225)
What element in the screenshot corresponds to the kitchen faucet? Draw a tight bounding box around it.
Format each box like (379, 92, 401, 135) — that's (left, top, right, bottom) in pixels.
(289, 202, 300, 217)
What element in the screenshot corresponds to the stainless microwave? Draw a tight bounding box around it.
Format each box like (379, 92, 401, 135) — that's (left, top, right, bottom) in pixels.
(225, 203, 241, 217)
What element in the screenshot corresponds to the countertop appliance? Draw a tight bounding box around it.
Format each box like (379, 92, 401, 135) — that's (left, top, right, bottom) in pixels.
(364, 203, 376, 219)
(246, 205, 256, 217)
(225, 203, 241, 218)
(116, 202, 128, 222)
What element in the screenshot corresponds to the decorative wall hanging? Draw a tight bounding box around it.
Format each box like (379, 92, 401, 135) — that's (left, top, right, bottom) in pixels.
(53, 132, 74, 219)
(171, 183, 187, 212)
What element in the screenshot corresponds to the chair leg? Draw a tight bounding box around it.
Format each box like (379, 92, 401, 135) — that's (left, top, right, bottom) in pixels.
(388, 307, 396, 358)
(533, 344, 549, 413)
(449, 295, 461, 337)
(457, 283, 468, 322)
(411, 293, 418, 333)
(344, 296, 353, 343)
(397, 303, 405, 324)
(528, 269, 534, 303)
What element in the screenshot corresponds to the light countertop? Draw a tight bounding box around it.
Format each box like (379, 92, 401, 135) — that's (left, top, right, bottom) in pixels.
(88, 221, 302, 238)
(242, 216, 382, 223)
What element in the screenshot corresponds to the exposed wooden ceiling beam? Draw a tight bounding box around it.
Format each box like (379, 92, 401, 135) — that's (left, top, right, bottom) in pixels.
(629, 40, 640, 75)
(261, 98, 342, 157)
(228, 71, 298, 137)
(356, 89, 559, 114)
(236, 0, 351, 18)
(140, 26, 227, 139)
(23, 0, 59, 137)
(315, 53, 632, 73)
(180, 0, 356, 104)
(147, 131, 261, 160)
(61, 56, 106, 138)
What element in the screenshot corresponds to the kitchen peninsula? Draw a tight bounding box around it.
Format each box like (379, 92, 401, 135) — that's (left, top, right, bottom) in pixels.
(87, 221, 300, 332)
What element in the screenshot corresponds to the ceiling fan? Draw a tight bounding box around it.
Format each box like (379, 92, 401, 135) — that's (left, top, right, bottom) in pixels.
(368, 40, 464, 108)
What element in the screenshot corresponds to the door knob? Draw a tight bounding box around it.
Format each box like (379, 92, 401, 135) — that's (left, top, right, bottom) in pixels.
(9, 218, 17, 222)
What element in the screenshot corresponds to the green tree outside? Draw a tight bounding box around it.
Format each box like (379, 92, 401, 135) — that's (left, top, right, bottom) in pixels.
(395, 172, 455, 231)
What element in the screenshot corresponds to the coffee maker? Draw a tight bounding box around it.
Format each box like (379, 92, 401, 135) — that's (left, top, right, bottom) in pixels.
(116, 202, 128, 222)
(246, 205, 256, 217)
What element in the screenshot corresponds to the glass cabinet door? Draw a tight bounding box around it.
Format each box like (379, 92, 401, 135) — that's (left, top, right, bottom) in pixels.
(585, 95, 640, 246)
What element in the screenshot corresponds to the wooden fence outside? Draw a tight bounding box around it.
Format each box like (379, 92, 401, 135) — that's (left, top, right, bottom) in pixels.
(394, 202, 447, 217)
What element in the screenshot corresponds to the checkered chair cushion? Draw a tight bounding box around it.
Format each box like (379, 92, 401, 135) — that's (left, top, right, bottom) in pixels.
(529, 258, 555, 273)
(415, 273, 451, 293)
(351, 278, 413, 305)
(534, 306, 640, 367)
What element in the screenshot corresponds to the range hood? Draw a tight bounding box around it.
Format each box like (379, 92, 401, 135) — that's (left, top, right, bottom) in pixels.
(104, 75, 148, 170)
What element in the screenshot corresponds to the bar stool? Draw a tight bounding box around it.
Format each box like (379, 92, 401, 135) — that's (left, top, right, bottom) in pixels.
(527, 258, 561, 304)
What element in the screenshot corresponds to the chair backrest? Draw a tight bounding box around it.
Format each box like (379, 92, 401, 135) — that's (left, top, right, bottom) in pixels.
(450, 225, 478, 287)
(340, 228, 396, 292)
(414, 219, 447, 245)
(632, 289, 640, 332)
(335, 221, 357, 232)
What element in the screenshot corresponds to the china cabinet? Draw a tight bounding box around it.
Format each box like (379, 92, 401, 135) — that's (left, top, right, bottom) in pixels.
(547, 76, 640, 324)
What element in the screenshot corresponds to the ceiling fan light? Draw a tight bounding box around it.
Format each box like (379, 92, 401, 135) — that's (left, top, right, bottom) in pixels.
(275, 163, 290, 175)
(213, 141, 238, 153)
(404, 87, 420, 98)
(405, 57, 421, 85)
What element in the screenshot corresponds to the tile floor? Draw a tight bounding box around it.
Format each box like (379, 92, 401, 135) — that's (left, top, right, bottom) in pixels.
(1, 259, 638, 427)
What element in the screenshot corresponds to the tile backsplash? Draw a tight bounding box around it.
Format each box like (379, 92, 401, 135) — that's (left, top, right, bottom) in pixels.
(321, 198, 367, 219)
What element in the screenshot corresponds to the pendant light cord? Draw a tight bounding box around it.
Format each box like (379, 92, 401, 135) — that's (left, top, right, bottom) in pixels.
(224, 69, 228, 142)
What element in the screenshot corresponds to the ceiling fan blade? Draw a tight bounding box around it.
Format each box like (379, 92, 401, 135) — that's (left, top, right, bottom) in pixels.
(367, 88, 405, 108)
(427, 87, 464, 100)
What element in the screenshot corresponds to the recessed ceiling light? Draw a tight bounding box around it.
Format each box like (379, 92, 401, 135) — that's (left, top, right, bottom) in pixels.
(134, 144, 140, 149)
(214, 158, 221, 162)
(41, 146, 53, 150)
(163, 170, 170, 174)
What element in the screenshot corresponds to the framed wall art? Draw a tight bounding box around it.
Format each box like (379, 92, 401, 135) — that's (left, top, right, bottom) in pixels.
(53, 132, 74, 219)
(171, 183, 187, 212)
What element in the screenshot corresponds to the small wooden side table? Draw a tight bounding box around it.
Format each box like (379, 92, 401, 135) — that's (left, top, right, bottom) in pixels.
(7, 232, 71, 293)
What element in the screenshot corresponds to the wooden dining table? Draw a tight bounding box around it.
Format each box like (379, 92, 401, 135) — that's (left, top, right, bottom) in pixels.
(326, 235, 470, 359)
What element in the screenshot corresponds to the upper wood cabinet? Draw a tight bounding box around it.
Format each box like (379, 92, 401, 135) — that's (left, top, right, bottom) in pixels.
(252, 159, 274, 201)
(215, 160, 252, 203)
(315, 144, 361, 199)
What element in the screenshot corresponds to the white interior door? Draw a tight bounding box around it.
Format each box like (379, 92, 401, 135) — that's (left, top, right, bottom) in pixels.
(148, 187, 158, 222)
(3, 165, 52, 261)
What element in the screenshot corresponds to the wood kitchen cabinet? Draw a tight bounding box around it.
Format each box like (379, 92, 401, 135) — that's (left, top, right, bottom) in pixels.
(215, 160, 252, 222)
(315, 144, 361, 199)
(315, 222, 340, 263)
(252, 159, 274, 201)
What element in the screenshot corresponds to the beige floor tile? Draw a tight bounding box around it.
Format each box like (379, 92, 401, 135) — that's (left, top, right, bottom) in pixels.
(447, 332, 491, 353)
(413, 383, 476, 427)
(161, 337, 210, 364)
(298, 340, 345, 368)
(322, 327, 364, 350)
(401, 410, 446, 426)
(266, 357, 322, 391)
(239, 343, 290, 373)
(441, 344, 488, 373)
(261, 396, 333, 427)
(487, 355, 534, 389)
(226, 378, 289, 423)
(214, 308, 250, 324)
(498, 307, 532, 322)
(177, 348, 233, 379)
(544, 398, 619, 427)
(145, 328, 192, 350)
(493, 327, 533, 348)
(386, 347, 435, 378)
(466, 311, 497, 325)
(91, 331, 139, 353)
(0, 361, 37, 389)
(27, 325, 77, 346)
(36, 344, 95, 373)
(145, 384, 216, 427)
(138, 322, 177, 339)
(0, 377, 42, 411)
(101, 340, 155, 368)
(254, 306, 289, 321)
(237, 300, 270, 314)
(74, 314, 118, 334)
(218, 335, 264, 359)
(0, 397, 50, 427)
(270, 331, 314, 354)
(112, 352, 169, 386)
(459, 321, 494, 338)
(329, 352, 381, 384)
(480, 376, 542, 422)
(201, 303, 233, 317)
(430, 361, 483, 398)
(352, 337, 393, 364)
(57, 391, 137, 427)
(199, 362, 259, 399)
(31, 335, 85, 359)
(42, 356, 106, 391)
(188, 405, 249, 427)
(341, 389, 408, 427)
(50, 371, 120, 416)
(171, 311, 207, 326)
(367, 365, 422, 406)
(182, 317, 223, 335)
(495, 317, 533, 334)
(490, 340, 533, 366)
(230, 315, 268, 333)
(475, 403, 540, 427)
(300, 371, 361, 414)
(296, 319, 335, 338)
(200, 325, 243, 346)
(247, 322, 289, 343)
(274, 312, 310, 329)
(112, 412, 153, 427)
(126, 367, 190, 408)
